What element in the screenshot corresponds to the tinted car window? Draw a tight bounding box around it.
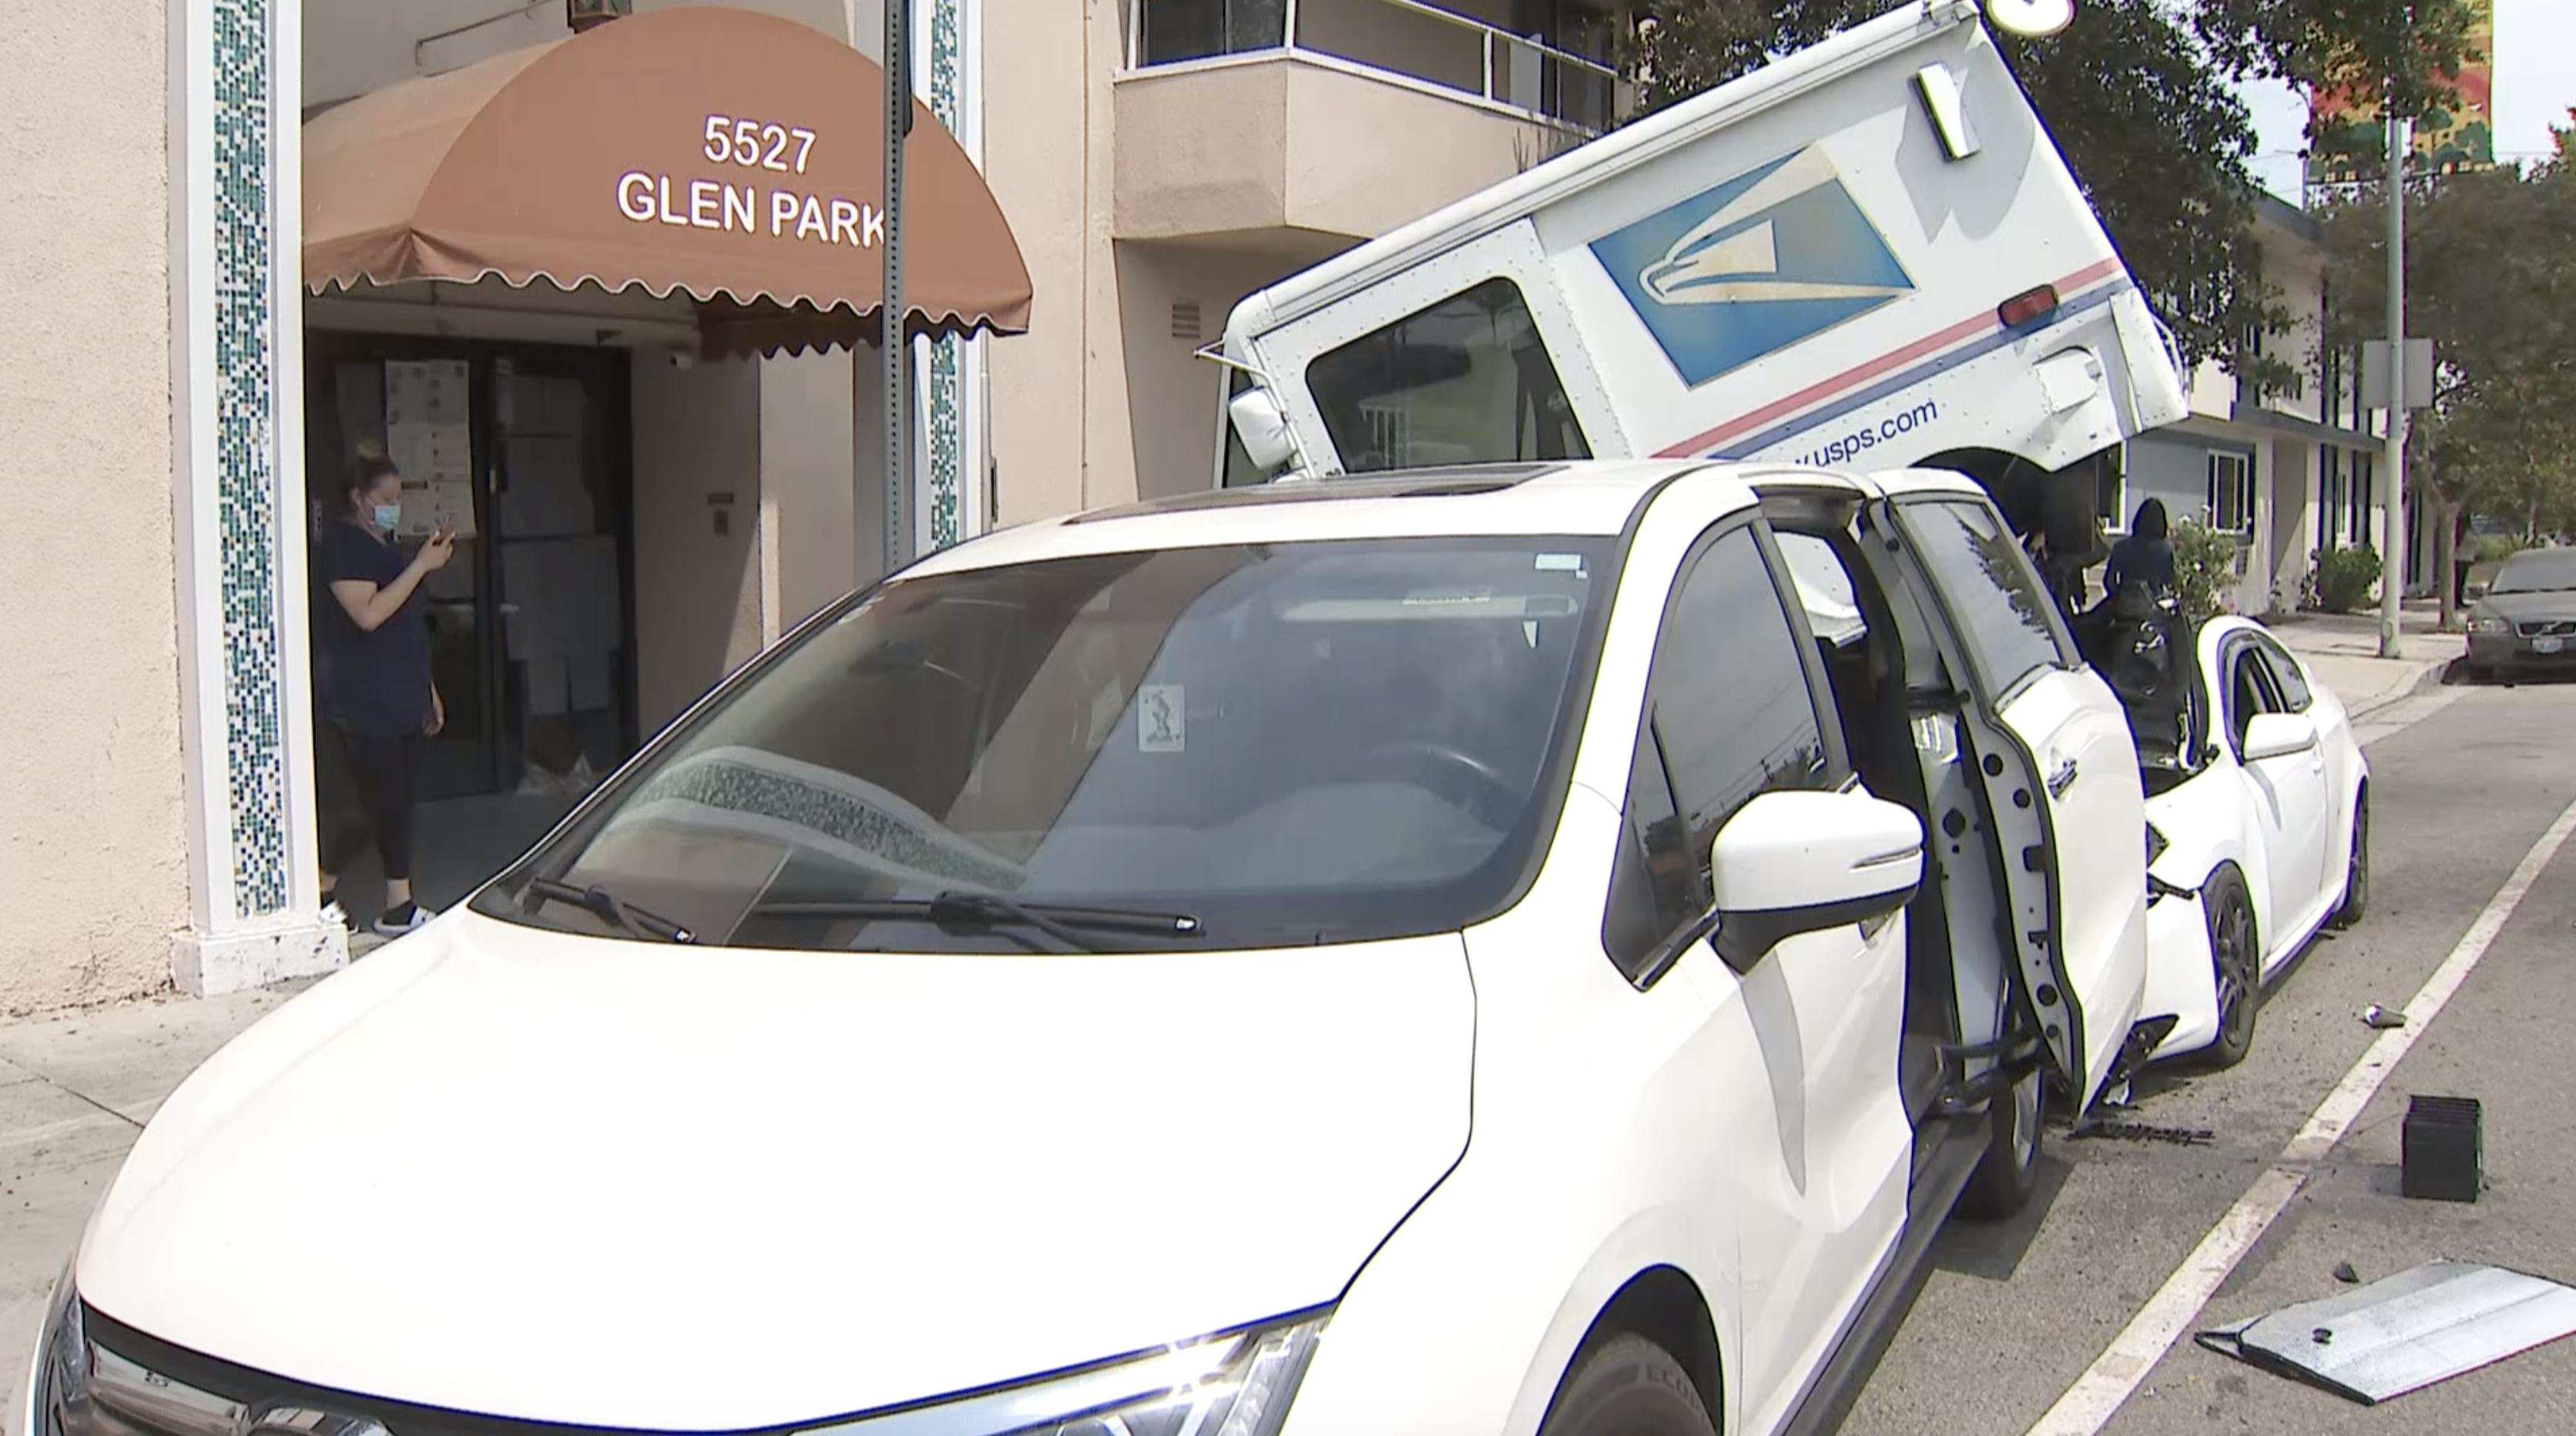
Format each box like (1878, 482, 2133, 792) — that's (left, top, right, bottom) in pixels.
(2225, 645, 2277, 753)
(1625, 526, 1830, 938)
(475, 537, 1611, 951)
(2252, 636, 2312, 711)
(1900, 498, 2069, 696)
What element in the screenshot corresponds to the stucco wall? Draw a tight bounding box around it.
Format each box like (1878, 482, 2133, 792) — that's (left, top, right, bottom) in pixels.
(632, 357, 766, 733)
(984, 0, 1120, 521)
(0, 0, 188, 1014)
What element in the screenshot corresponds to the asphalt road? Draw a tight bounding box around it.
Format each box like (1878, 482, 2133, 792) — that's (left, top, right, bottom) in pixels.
(1842, 682, 2576, 1436)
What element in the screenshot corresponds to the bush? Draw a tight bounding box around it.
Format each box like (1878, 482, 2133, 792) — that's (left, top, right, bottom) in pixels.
(2170, 520, 2241, 626)
(2304, 544, 2382, 613)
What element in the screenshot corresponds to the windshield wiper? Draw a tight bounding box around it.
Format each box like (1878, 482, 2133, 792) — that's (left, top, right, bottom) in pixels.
(750, 892, 1205, 951)
(522, 877, 697, 944)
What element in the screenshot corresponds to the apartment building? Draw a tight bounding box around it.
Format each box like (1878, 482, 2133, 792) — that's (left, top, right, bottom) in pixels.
(0, 0, 1623, 1012)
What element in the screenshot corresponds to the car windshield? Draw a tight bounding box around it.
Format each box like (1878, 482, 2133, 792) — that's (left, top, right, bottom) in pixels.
(474, 536, 1612, 951)
(2489, 550, 2576, 595)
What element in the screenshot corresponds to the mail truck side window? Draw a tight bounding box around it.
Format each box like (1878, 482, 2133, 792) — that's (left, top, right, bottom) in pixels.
(1306, 279, 1591, 474)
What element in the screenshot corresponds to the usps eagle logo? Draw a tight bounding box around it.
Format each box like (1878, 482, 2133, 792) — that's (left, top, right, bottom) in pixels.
(1590, 146, 1914, 388)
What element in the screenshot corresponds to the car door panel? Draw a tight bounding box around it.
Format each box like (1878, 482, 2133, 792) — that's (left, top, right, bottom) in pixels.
(1870, 495, 2148, 1112)
(2229, 641, 2331, 962)
(1609, 506, 1910, 1428)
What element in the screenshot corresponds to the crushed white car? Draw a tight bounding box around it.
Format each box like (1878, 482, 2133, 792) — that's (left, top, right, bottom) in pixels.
(2075, 605, 2370, 1065)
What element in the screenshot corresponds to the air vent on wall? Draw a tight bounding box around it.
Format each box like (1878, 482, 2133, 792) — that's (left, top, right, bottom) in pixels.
(1171, 300, 1202, 342)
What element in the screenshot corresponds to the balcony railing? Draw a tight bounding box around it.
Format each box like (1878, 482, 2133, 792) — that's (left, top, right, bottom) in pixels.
(1125, 0, 1621, 133)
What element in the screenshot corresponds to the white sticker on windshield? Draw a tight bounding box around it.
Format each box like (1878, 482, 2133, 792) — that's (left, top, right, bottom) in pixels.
(1535, 552, 1587, 576)
(1139, 685, 1186, 753)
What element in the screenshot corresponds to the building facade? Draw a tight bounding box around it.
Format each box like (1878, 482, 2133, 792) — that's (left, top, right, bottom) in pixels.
(1, 0, 1623, 1014)
(2110, 195, 2392, 616)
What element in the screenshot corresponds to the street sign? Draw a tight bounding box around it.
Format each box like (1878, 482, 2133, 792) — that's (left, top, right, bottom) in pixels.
(2361, 338, 2434, 411)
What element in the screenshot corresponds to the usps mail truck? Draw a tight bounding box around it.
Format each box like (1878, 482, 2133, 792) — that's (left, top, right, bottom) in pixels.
(1213, 0, 2188, 487)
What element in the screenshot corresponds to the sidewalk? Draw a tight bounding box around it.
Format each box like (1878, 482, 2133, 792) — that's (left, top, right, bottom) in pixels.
(2262, 604, 2466, 720)
(2, 985, 302, 1424)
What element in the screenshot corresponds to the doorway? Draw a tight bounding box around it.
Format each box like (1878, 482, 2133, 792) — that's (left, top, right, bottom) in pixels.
(304, 331, 639, 911)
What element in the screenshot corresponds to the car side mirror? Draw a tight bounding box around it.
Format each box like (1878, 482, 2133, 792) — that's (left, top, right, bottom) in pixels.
(2242, 711, 2319, 763)
(1227, 386, 1300, 474)
(2465, 581, 2488, 600)
(1708, 788, 1925, 975)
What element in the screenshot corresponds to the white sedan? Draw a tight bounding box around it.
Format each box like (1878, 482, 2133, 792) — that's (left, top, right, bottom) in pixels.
(2084, 610, 2370, 1065)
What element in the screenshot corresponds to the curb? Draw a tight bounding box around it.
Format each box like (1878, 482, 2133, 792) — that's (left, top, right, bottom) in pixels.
(2345, 657, 2457, 723)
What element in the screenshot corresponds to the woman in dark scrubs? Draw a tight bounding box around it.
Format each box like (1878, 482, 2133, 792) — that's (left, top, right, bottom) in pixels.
(317, 451, 454, 936)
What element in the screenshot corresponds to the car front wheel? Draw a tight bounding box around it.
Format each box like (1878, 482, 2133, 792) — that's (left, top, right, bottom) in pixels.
(1538, 1334, 1717, 1436)
(2332, 795, 2370, 928)
(2205, 869, 2261, 1068)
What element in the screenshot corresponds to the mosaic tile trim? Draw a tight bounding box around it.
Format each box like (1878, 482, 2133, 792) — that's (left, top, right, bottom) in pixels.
(924, 0, 965, 549)
(212, 0, 290, 917)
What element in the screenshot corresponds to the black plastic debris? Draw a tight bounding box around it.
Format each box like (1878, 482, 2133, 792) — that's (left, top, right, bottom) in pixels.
(2068, 1119, 2215, 1147)
(2403, 1095, 2484, 1203)
(2197, 1260, 2576, 1404)
(2333, 1261, 2362, 1284)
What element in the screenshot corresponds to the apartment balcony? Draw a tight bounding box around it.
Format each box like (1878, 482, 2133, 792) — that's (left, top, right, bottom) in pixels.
(1114, 0, 1622, 260)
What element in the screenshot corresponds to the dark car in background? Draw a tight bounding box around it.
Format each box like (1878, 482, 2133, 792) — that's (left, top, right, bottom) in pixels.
(2467, 548, 2576, 683)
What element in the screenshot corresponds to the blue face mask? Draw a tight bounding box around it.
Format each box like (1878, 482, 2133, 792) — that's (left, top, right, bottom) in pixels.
(372, 502, 402, 532)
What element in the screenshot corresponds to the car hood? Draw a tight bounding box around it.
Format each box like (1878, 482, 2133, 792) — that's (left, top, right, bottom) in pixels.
(75, 913, 1475, 1430)
(2476, 590, 2576, 623)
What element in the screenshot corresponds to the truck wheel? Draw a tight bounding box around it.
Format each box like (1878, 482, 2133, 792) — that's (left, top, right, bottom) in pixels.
(2205, 870, 2260, 1069)
(1538, 1334, 1716, 1436)
(1954, 1066, 2042, 1222)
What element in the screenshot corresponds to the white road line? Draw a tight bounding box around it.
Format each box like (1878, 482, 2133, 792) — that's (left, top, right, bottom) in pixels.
(2024, 790, 2576, 1436)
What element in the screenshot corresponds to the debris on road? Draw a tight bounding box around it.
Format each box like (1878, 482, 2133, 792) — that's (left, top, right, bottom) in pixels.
(2403, 1095, 2485, 1203)
(2363, 1004, 2410, 1029)
(2333, 1261, 2362, 1284)
(2195, 1260, 2576, 1404)
(2067, 1119, 2217, 1147)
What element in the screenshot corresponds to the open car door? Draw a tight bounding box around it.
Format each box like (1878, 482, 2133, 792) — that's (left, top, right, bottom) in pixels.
(1867, 489, 2149, 1112)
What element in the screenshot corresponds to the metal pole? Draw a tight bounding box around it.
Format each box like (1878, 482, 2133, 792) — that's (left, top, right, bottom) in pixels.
(2378, 105, 2409, 659)
(880, 0, 914, 575)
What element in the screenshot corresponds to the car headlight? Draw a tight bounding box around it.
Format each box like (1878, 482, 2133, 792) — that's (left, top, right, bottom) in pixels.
(895, 1314, 1327, 1436)
(2472, 616, 2510, 634)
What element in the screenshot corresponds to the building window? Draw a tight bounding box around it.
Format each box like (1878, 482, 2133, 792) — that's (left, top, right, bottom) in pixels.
(2208, 451, 2255, 535)
(1138, 0, 1287, 66)
(2094, 446, 2128, 532)
(1305, 277, 1590, 473)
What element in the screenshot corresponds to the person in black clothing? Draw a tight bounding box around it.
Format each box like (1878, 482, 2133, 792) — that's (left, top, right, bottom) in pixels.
(317, 451, 455, 937)
(2105, 498, 2176, 598)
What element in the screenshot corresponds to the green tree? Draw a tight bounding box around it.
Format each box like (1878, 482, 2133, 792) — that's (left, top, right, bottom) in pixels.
(2318, 146, 2576, 624)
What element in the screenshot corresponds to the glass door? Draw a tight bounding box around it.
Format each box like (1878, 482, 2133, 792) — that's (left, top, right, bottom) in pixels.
(489, 351, 634, 803)
(304, 335, 636, 803)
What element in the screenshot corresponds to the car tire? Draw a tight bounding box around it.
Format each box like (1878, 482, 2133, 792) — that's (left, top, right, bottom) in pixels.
(1954, 1065, 2042, 1222)
(2205, 869, 2261, 1069)
(1538, 1334, 1716, 1436)
(2331, 794, 2370, 929)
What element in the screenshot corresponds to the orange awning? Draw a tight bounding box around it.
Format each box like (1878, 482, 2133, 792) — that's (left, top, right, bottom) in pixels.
(303, 5, 1031, 357)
